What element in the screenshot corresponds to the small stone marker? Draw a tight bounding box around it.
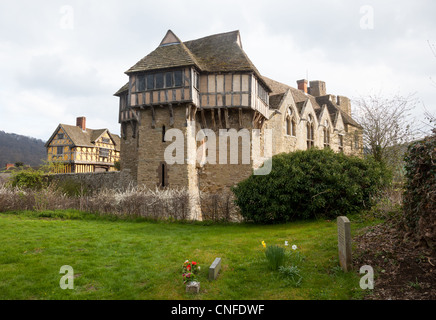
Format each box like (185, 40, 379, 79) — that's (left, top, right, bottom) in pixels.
(186, 281, 200, 294)
(209, 257, 222, 280)
(337, 216, 352, 272)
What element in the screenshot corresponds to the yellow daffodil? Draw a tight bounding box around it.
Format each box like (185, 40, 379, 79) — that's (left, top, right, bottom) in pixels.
(261, 240, 266, 248)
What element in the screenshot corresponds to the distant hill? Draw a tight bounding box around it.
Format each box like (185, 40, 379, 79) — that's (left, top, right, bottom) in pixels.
(0, 131, 46, 168)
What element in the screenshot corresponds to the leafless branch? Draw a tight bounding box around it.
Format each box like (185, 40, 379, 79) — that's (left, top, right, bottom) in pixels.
(352, 92, 422, 181)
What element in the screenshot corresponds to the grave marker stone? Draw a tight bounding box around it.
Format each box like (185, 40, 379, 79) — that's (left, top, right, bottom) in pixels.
(186, 281, 200, 294)
(337, 216, 352, 272)
(209, 258, 222, 280)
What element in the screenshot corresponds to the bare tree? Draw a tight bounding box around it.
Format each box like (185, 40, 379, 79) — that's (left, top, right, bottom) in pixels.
(352, 93, 420, 179)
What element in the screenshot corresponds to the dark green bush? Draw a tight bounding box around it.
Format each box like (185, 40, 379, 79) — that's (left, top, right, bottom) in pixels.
(232, 148, 391, 224)
(10, 168, 47, 190)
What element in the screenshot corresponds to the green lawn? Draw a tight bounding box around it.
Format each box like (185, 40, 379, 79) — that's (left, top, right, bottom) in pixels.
(0, 211, 373, 300)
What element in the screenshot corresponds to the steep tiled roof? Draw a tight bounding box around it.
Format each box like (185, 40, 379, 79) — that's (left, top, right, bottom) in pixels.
(125, 41, 199, 74)
(263, 76, 309, 105)
(90, 129, 106, 143)
(184, 31, 257, 73)
(125, 30, 271, 91)
(315, 97, 362, 128)
(269, 93, 285, 110)
(114, 82, 129, 96)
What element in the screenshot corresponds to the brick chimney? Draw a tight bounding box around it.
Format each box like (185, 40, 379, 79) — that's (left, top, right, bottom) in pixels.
(76, 117, 86, 131)
(297, 79, 308, 93)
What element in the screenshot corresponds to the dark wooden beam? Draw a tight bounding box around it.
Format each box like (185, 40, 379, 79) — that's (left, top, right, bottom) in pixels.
(201, 109, 207, 128)
(169, 104, 174, 127)
(224, 108, 230, 129)
(210, 109, 216, 130)
(217, 108, 222, 128)
(238, 108, 243, 128)
(151, 106, 156, 129)
(252, 110, 258, 128)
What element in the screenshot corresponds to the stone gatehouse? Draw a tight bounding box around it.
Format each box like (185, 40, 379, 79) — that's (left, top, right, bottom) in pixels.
(114, 30, 363, 217)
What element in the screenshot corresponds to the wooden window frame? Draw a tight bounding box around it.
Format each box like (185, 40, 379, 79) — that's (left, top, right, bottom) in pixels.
(99, 148, 109, 158)
(136, 70, 185, 92)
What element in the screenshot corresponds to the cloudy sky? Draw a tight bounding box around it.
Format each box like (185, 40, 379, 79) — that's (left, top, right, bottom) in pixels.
(0, 0, 435, 141)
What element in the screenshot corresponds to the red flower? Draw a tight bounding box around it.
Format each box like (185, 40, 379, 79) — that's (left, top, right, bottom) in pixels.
(192, 262, 197, 265)
(187, 265, 191, 270)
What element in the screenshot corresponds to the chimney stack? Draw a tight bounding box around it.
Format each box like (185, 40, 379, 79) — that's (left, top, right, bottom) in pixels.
(337, 96, 351, 116)
(297, 79, 308, 94)
(309, 80, 326, 97)
(76, 117, 86, 131)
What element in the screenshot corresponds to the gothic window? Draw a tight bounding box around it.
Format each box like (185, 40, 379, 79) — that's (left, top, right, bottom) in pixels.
(162, 125, 166, 142)
(286, 108, 296, 136)
(286, 116, 291, 135)
(323, 120, 330, 148)
(306, 114, 314, 149)
(339, 134, 344, 152)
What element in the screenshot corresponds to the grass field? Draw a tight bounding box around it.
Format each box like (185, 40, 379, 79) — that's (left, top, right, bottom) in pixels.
(0, 210, 374, 300)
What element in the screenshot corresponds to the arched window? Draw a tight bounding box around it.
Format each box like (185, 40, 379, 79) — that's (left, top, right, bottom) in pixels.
(338, 134, 344, 152)
(306, 114, 314, 149)
(323, 120, 330, 148)
(286, 116, 291, 135)
(285, 108, 295, 136)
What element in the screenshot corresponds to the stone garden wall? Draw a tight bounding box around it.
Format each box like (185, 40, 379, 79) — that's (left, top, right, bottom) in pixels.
(48, 169, 135, 192)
